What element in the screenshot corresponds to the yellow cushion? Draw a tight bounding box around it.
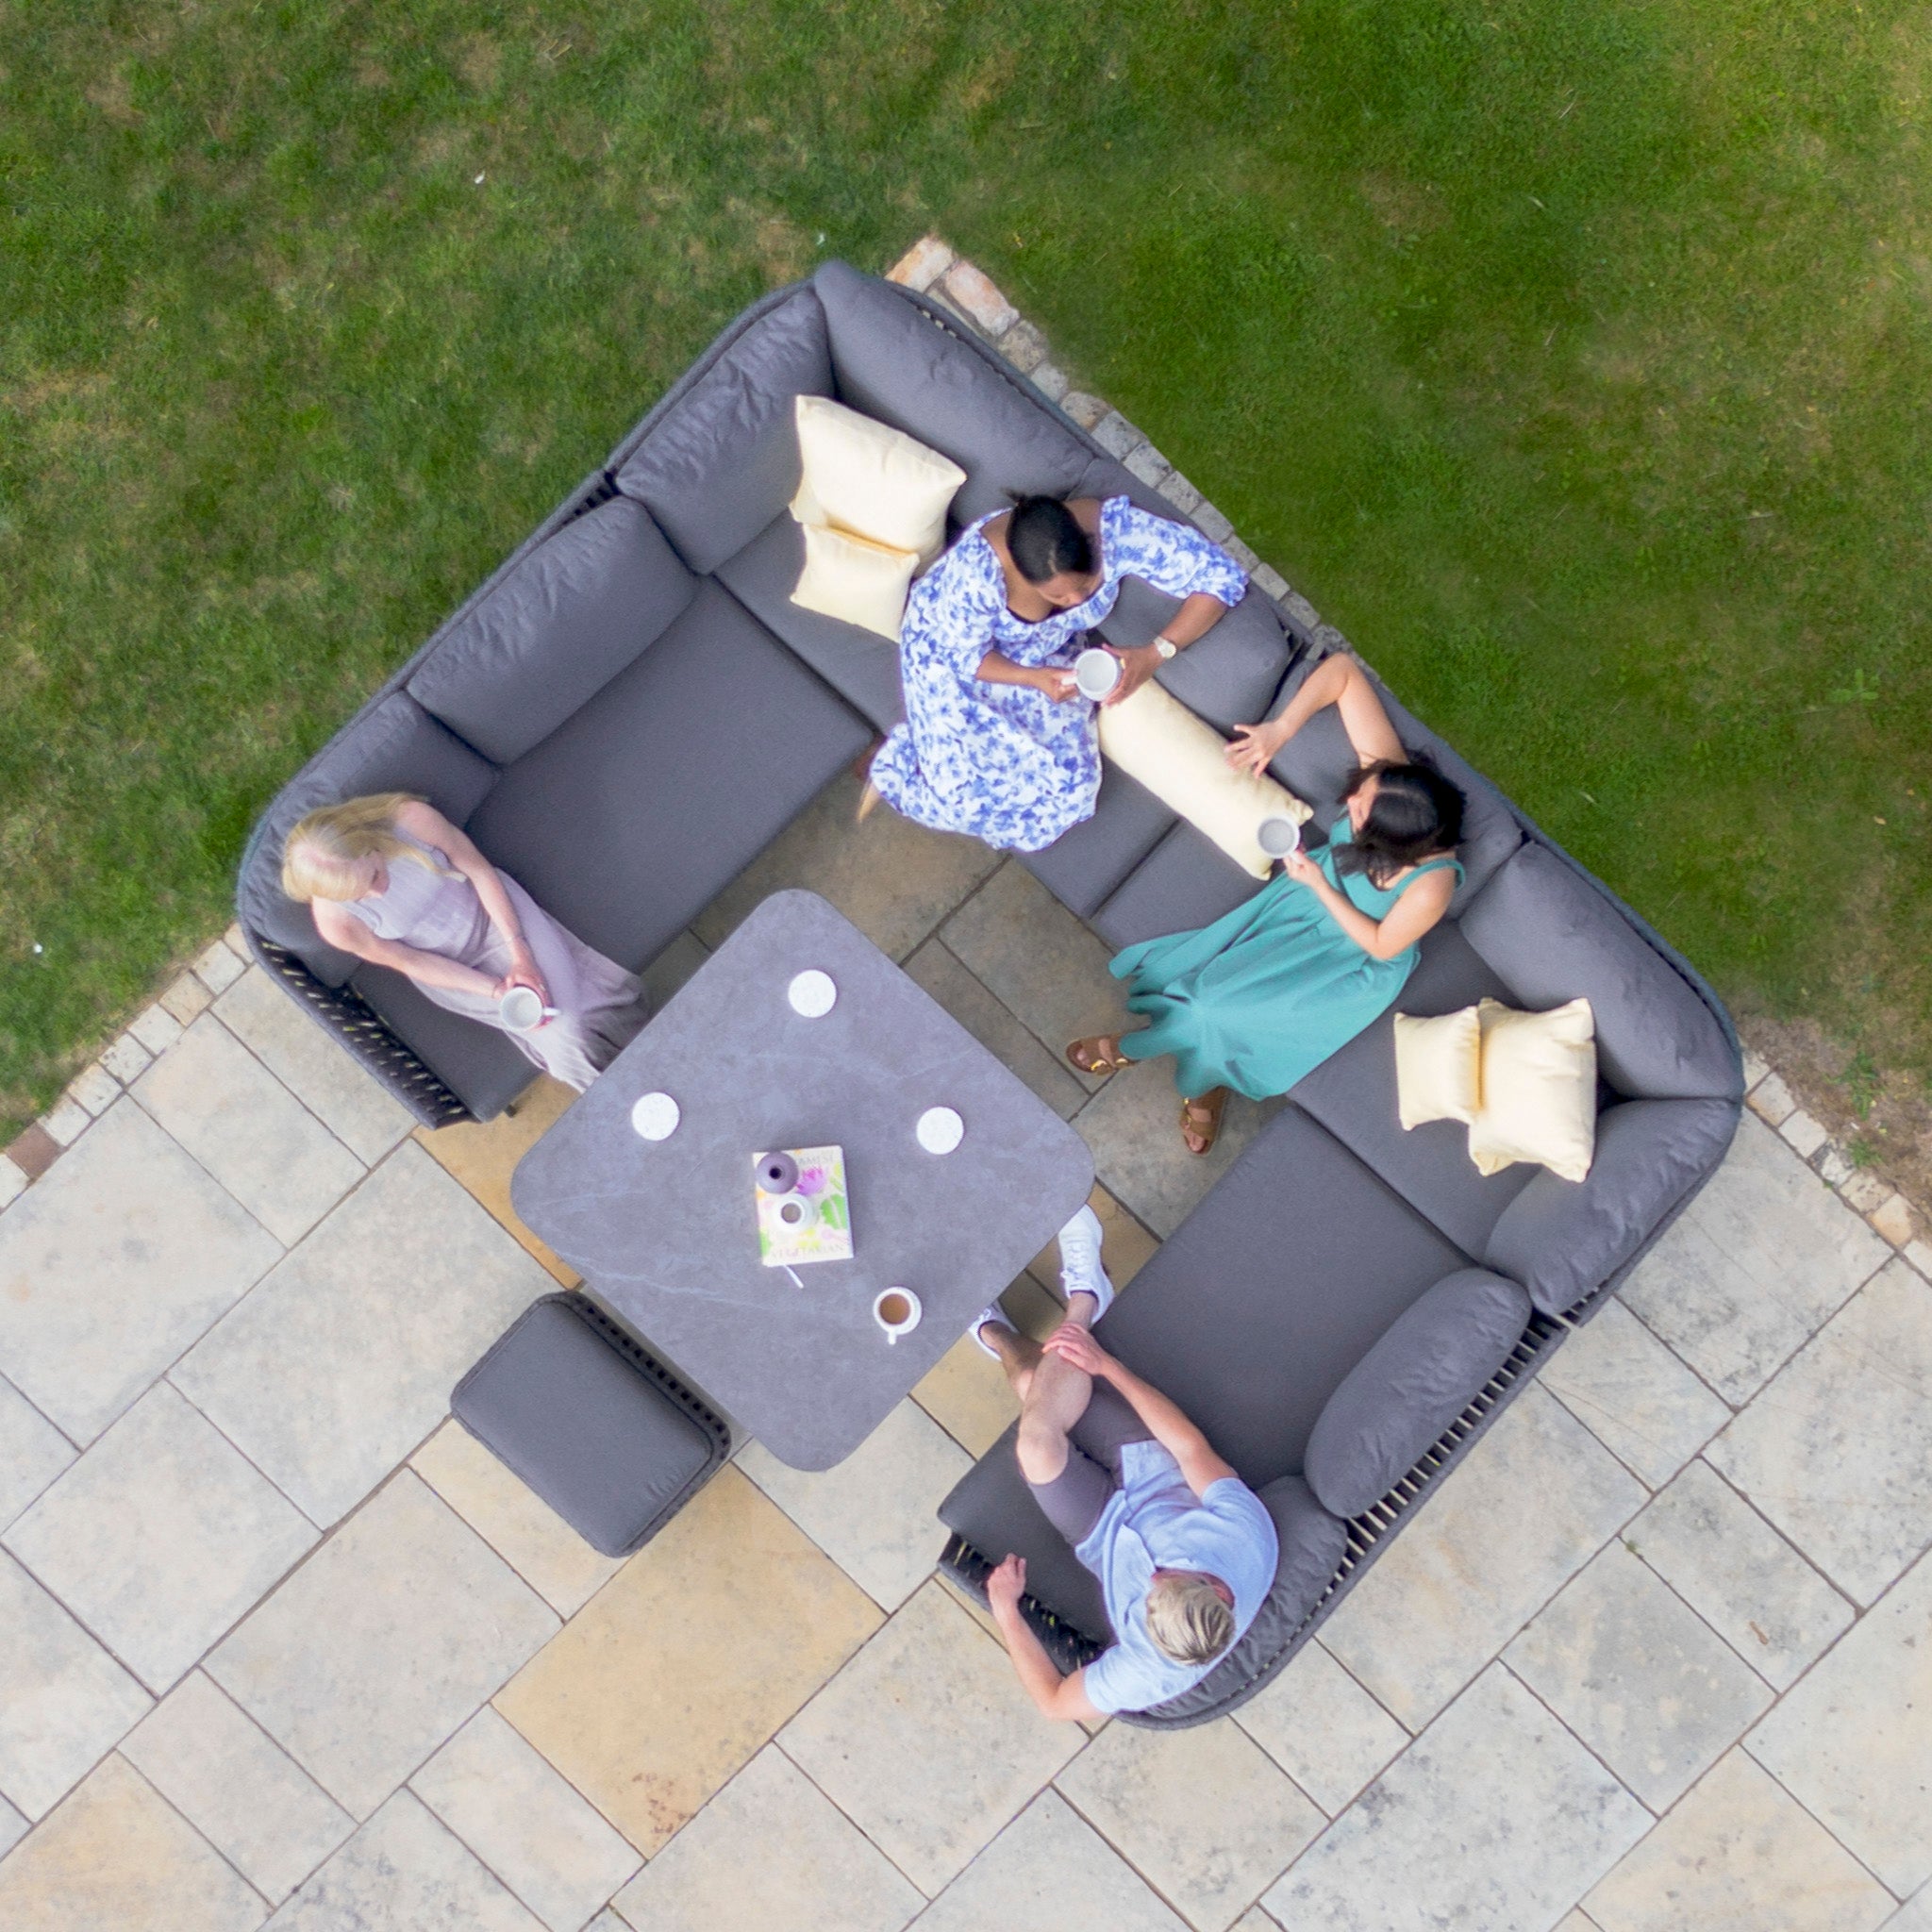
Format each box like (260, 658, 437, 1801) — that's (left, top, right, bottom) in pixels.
(1096, 681, 1310, 878)
(1393, 1007, 1483, 1130)
(790, 524, 922, 641)
(789, 395, 966, 564)
(1467, 996, 1598, 1182)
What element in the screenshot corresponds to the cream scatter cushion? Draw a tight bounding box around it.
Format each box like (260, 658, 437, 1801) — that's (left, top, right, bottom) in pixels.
(1098, 681, 1310, 878)
(1467, 996, 1597, 1181)
(1393, 1006, 1483, 1130)
(789, 394, 966, 564)
(791, 524, 924, 641)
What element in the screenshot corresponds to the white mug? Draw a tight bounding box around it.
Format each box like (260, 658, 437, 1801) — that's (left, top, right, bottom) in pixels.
(498, 986, 555, 1032)
(872, 1286, 923, 1343)
(1074, 647, 1122, 701)
(1257, 815, 1303, 859)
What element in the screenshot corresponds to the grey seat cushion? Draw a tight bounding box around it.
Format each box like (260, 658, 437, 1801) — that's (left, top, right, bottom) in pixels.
(467, 581, 872, 973)
(615, 288, 835, 574)
(452, 1293, 727, 1557)
(1302, 1269, 1532, 1519)
(1458, 841, 1742, 1101)
(408, 498, 699, 765)
(1483, 1096, 1740, 1315)
(346, 964, 535, 1124)
(237, 693, 499, 988)
(1133, 1475, 1347, 1724)
(1097, 1107, 1472, 1484)
(1020, 763, 1176, 920)
(713, 510, 906, 730)
(1090, 820, 1261, 953)
(1290, 922, 1537, 1257)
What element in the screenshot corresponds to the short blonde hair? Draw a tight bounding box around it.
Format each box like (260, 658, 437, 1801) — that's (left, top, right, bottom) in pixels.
(280, 792, 451, 903)
(1143, 1573, 1236, 1666)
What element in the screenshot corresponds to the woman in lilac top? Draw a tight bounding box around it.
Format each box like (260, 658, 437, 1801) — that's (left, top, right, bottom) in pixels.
(863, 494, 1247, 851)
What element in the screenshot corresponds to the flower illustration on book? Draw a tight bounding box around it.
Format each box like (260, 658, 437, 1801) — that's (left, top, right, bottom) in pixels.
(754, 1145, 854, 1267)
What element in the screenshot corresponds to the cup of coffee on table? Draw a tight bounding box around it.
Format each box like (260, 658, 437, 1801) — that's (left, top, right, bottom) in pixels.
(1074, 647, 1123, 701)
(498, 985, 552, 1032)
(1257, 815, 1303, 861)
(873, 1287, 923, 1343)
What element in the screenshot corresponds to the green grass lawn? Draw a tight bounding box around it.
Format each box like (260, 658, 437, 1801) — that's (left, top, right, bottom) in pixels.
(4, 0, 1928, 1141)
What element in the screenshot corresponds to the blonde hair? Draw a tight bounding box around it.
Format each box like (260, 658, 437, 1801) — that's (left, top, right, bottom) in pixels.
(1143, 1574, 1236, 1667)
(280, 793, 454, 903)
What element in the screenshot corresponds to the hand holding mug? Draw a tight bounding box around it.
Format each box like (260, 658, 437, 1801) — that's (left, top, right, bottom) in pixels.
(1281, 849, 1323, 888)
(1035, 666, 1080, 703)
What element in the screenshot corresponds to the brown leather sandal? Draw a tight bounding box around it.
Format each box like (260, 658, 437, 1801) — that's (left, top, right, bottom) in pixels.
(1179, 1088, 1229, 1156)
(1066, 1035, 1132, 1075)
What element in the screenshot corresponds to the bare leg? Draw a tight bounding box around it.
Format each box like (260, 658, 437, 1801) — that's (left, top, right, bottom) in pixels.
(979, 1289, 1104, 1487)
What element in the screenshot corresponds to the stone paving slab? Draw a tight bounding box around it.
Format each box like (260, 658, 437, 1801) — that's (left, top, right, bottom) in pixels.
(1583, 1747, 1895, 1932)
(4, 1381, 317, 1694)
(0, 1753, 266, 1932)
(0, 1100, 281, 1445)
(0, 1795, 23, 1860)
(122, 1671, 353, 1907)
(211, 1472, 558, 1821)
(1744, 1545, 1932, 1898)
(0, 1551, 152, 1821)
(607, 1743, 922, 1932)
(1707, 1256, 1932, 1605)
(0, 1377, 75, 1534)
(1503, 1541, 1773, 1810)
(1623, 1115, 1890, 1405)
(907, 937, 1091, 1120)
(174, 1143, 555, 1526)
(410, 1707, 640, 1932)
(1233, 1639, 1409, 1818)
(1264, 1664, 1652, 1932)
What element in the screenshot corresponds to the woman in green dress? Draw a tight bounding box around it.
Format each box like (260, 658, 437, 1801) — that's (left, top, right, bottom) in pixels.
(1066, 655, 1465, 1154)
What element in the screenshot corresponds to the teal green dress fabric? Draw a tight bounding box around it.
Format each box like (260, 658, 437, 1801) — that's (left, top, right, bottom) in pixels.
(1112, 828, 1464, 1101)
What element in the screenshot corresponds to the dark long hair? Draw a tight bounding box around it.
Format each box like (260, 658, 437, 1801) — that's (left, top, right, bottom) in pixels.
(1334, 759, 1465, 887)
(1008, 494, 1093, 583)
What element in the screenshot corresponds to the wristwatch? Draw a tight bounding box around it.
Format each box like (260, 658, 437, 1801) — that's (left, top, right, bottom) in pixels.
(1152, 635, 1179, 661)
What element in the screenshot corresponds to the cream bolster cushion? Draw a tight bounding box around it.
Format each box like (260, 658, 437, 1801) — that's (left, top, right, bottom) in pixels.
(790, 524, 922, 641)
(789, 394, 966, 564)
(1467, 996, 1598, 1183)
(1097, 681, 1310, 879)
(1392, 1007, 1483, 1130)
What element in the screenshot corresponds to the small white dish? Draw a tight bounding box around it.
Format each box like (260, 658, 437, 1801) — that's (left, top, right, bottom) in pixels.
(916, 1105, 964, 1155)
(788, 969, 837, 1018)
(630, 1091, 680, 1141)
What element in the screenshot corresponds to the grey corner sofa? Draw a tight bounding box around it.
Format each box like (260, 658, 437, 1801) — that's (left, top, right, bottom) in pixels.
(235, 258, 1742, 1726)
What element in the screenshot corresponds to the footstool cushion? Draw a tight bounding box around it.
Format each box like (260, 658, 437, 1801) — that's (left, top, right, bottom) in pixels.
(452, 1293, 730, 1557)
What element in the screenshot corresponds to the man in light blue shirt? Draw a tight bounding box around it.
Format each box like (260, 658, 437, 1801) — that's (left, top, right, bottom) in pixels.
(972, 1208, 1278, 1722)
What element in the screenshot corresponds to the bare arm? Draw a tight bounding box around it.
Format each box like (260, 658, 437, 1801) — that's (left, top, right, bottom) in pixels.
(1277, 850, 1457, 960)
(987, 1557, 1104, 1724)
(391, 800, 548, 1001)
(1103, 590, 1234, 706)
(976, 651, 1079, 702)
(1225, 653, 1405, 775)
(308, 901, 500, 998)
(1042, 1326, 1235, 1500)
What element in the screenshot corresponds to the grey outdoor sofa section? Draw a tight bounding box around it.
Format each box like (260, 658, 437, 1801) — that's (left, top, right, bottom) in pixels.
(235, 259, 1742, 1726)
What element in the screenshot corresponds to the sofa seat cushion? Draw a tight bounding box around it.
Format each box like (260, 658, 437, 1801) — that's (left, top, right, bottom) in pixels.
(452, 1293, 726, 1557)
(466, 580, 872, 972)
(1458, 841, 1742, 1101)
(1303, 1269, 1532, 1519)
(408, 498, 699, 765)
(1134, 1475, 1348, 1724)
(1484, 1096, 1740, 1315)
(1098, 1107, 1472, 1485)
(714, 511, 906, 729)
(1090, 820, 1262, 953)
(1291, 922, 1536, 1257)
(347, 964, 539, 1124)
(1020, 761, 1176, 920)
(239, 693, 499, 988)
(616, 288, 835, 575)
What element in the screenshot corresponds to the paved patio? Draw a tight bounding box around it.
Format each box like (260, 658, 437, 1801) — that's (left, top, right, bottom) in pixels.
(2, 773, 1930, 1932)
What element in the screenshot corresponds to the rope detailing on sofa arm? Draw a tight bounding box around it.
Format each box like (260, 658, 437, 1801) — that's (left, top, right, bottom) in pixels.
(256, 937, 475, 1131)
(938, 1532, 1108, 1677)
(569, 1293, 735, 1464)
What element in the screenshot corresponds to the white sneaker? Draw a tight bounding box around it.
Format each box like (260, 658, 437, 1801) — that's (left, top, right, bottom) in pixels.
(968, 1305, 1008, 1360)
(1057, 1206, 1115, 1317)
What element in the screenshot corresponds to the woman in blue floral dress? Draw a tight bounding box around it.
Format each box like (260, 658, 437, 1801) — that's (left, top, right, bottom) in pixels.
(863, 495, 1247, 851)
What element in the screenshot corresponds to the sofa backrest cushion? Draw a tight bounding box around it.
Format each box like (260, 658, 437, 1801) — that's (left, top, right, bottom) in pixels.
(813, 261, 1091, 521)
(1135, 1474, 1347, 1724)
(1458, 841, 1741, 1101)
(1483, 1095, 1739, 1315)
(616, 289, 835, 574)
(407, 498, 698, 765)
(238, 693, 499, 987)
(1303, 1268, 1532, 1520)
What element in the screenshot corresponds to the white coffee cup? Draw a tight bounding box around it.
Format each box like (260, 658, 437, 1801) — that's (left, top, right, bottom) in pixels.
(498, 986, 553, 1032)
(1257, 815, 1303, 859)
(873, 1286, 922, 1343)
(1074, 648, 1122, 701)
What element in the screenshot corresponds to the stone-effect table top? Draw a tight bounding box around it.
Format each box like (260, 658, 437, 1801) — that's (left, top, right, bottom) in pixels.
(512, 891, 1093, 1468)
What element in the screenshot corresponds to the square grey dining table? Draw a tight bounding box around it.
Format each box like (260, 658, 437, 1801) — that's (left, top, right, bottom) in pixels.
(511, 889, 1095, 1469)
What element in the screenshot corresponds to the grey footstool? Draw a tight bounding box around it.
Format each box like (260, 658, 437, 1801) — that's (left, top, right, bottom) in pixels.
(452, 1292, 731, 1557)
